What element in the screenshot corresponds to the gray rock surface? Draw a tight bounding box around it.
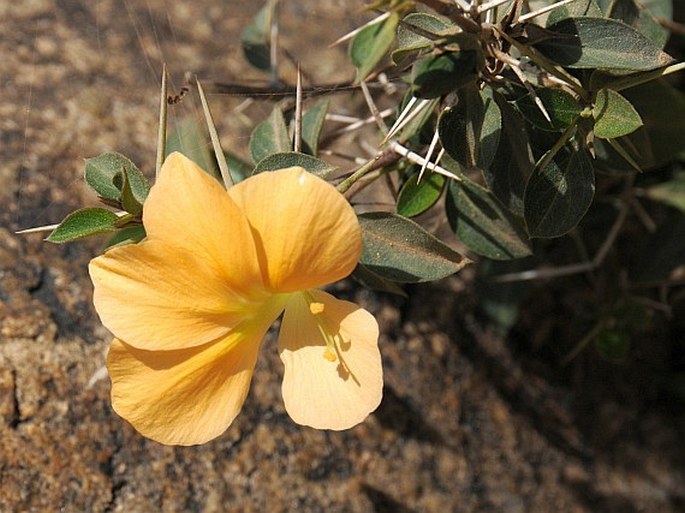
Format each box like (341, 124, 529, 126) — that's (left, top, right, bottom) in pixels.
(1, 1, 684, 512)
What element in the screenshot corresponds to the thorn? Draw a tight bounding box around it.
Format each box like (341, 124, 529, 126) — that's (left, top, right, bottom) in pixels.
(156, 63, 168, 178)
(196, 78, 233, 188)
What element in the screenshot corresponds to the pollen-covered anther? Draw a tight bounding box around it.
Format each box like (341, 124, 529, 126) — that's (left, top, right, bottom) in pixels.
(323, 346, 337, 362)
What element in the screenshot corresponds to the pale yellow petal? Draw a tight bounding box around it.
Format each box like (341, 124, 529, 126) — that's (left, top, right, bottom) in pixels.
(278, 290, 382, 430)
(89, 239, 269, 351)
(107, 330, 263, 446)
(144, 152, 263, 294)
(228, 167, 361, 292)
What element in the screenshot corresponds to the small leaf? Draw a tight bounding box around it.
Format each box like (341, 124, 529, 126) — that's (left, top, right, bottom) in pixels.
(119, 169, 143, 216)
(301, 99, 330, 156)
(47, 208, 119, 243)
(392, 12, 455, 64)
(397, 170, 445, 217)
(592, 88, 643, 139)
(253, 152, 337, 178)
(410, 50, 479, 98)
(445, 177, 532, 260)
(438, 83, 483, 168)
(524, 147, 595, 238)
(358, 212, 469, 283)
(105, 225, 146, 248)
(225, 152, 253, 184)
(535, 16, 674, 71)
(350, 12, 399, 82)
(515, 88, 582, 131)
(166, 118, 219, 180)
(250, 107, 291, 163)
(478, 88, 502, 171)
(240, 2, 275, 71)
(646, 172, 685, 213)
(85, 153, 149, 203)
(482, 94, 533, 215)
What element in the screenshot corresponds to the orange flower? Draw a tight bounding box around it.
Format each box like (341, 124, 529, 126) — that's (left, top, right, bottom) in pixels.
(89, 152, 382, 445)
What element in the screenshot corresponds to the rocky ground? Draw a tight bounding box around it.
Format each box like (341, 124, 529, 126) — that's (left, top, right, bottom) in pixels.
(1, 1, 684, 511)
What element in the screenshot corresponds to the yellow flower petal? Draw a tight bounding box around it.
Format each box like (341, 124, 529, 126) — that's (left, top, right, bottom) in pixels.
(107, 330, 263, 446)
(90, 239, 268, 351)
(144, 152, 263, 294)
(228, 167, 362, 292)
(278, 290, 382, 430)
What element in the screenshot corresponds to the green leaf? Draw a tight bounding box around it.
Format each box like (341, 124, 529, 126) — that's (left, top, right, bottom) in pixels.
(410, 49, 479, 98)
(240, 1, 275, 71)
(524, 147, 595, 238)
(225, 152, 253, 184)
(592, 88, 643, 139)
(646, 172, 685, 213)
(397, 169, 445, 217)
(118, 168, 143, 216)
(350, 12, 399, 82)
(482, 94, 533, 215)
(535, 16, 674, 71)
(515, 88, 582, 131)
(600, 0, 671, 48)
(253, 152, 337, 178)
(445, 176, 532, 260)
(301, 99, 329, 156)
(478, 88, 502, 171)
(105, 224, 146, 248)
(392, 12, 455, 64)
(166, 118, 219, 180)
(358, 212, 469, 282)
(250, 107, 290, 163)
(47, 208, 119, 243)
(85, 152, 149, 203)
(353, 263, 407, 296)
(546, 0, 602, 26)
(438, 83, 483, 168)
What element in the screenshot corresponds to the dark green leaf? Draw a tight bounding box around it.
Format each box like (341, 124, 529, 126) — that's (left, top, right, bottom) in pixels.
(445, 177, 532, 260)
(105, 224, 146, 248)
(225, 152, 253, 183)
(301, 99, 329, 156)
(600, 0, 671, 48)
(358, 212, 469, 282)
(350, 12, 399, 82)
(478, 88, 502, 170)
(397, 169, 445, 217)
(592, 88, 643, 139)
(250, 107, 290, 163)
(353, 263, 407, 296)
(166, 118, 219, 180)
(546, 0, 602, 26)
(253, 152, 337, 178)
(524, 148, 595, 238)
(483, 94, 533, 215)
(240, 2, 275, 71)
(392, 12, 455, 64)
(535, 16, 674, 71)
(47, 208, 119, 243)
(438, 83, 483, 168)
(515, 88, 582, 131)
(410, 50, 479, 98)
(85, 152, 149, 203)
